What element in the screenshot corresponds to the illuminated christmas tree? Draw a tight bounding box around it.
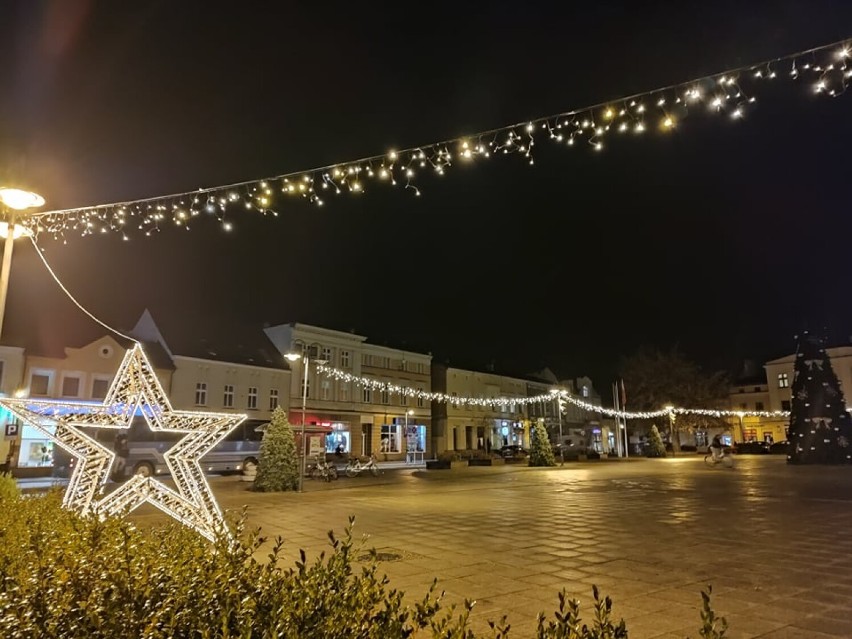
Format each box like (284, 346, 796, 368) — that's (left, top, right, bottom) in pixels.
(788, 331, 852, 464)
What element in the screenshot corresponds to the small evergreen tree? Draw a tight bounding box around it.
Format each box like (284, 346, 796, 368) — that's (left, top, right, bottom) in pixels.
(645, 424, 667, 458)
(528, 422, 557, 467)
(788, 330, 852, 464)
(253, 407, 300, 491)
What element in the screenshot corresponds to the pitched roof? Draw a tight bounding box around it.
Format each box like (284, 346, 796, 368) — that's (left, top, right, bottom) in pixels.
(135, 309, 289, 370)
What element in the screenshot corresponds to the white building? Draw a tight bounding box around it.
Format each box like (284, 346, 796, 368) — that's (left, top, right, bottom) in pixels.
(264, 323, 432, 461)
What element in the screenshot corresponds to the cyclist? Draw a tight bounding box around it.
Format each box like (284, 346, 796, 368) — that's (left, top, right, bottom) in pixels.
(709, 434, 725, 461)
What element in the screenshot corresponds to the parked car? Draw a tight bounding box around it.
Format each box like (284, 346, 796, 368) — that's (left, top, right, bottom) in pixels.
(499, 445, 528, 459)
(769, 440, 790, 454)
(734, 441, 770, 454)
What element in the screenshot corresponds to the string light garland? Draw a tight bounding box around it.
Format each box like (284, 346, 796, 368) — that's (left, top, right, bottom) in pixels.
(317, 364, 790, 420)
(0, 345, 245, 542)
(27, 37, 852, 240)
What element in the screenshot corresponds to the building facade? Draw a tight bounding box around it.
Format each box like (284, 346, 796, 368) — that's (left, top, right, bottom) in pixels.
(8, 335, 174, 474)
(264, 323, 432, 461)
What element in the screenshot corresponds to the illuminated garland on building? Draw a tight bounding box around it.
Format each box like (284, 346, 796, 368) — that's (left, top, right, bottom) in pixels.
(27, 38, 852, 240)
(317, 364, 790, 420)
(0, 345, 245, 542)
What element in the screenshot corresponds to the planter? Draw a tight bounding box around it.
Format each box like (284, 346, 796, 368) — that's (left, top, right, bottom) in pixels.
(467, 458, 492, 467)
(425, 460, 451, 469)
(450, 460, 467, 469)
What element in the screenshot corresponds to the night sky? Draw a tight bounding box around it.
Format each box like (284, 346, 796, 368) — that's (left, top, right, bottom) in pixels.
(2, 0, 852, 388)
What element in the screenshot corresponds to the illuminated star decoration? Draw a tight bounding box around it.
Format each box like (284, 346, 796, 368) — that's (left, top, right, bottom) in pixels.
(0, 344, 246, 541)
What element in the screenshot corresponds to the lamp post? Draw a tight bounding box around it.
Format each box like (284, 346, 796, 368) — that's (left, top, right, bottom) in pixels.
(0, 188, 44, 341)
(285, 350, 310, 493)
(404, 408, 414, 463)
(549, 389, 564, 465)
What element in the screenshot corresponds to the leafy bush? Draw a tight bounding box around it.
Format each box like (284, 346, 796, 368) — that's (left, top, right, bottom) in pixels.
(529, 422, 557, 467)
(437, 450, 461, 462)
(646, 425, 667, 458)
(0, 489, 727, 638)
(0, 471, 18, 502)
(254, 406, 300, 491)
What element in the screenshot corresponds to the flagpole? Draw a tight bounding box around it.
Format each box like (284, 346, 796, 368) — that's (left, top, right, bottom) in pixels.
(612, 383, 622, 457)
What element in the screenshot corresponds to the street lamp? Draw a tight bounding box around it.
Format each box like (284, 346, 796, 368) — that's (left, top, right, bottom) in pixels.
(285, 346, 327, 492)
(0, 188, 43, 341)
(665, 405, 675, 453)
(284, 349, 309, 493)
(549, 389, 564, 465)
(404, 409, 414, 463)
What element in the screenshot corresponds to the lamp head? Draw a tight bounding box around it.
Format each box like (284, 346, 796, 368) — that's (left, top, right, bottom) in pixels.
(0, 188, 45, 211)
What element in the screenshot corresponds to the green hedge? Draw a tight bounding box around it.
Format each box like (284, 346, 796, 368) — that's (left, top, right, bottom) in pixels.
(0, 482, 728, 638)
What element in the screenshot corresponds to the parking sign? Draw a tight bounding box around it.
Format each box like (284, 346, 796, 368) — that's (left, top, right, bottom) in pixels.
(4, 422, 18, 439)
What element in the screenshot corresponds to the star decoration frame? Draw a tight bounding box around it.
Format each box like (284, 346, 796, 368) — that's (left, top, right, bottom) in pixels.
(0, 344, 245, 541)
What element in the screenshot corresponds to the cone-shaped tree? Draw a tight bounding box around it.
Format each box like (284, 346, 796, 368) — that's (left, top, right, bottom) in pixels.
(528, 422, 557, 467)
(788, 331, 852, 464)
(645, 424, 667, 458)
(253, 407, 300, 491)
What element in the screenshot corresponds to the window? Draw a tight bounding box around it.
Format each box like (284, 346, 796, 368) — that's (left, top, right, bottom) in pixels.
(451, 392, 458, 408)
(195, 382, 207, 406)
(31, 373, 50, 396)
(582, 386, 590, 398)
(755, 401, 764, 411)
(781, 400, 791, 411)
(339, 383, 350, 402)
(302, 375, 311, 399)
(0, 360, 5, 389)
(223, 384, 234, 408)
(61, 376, 81, 398)
(91, 378, 110, 400)
(247, 387, 258, 410)
(400, 393, 408, 406)
(380, 424, 401, 453)
(321, 380, 331, 400)
(754, 387, 761, 393)
(417, 388, 425, 408)
(340, 350, 351, 368)
(269, 389, 279, 411)
(740, 402, 747, 410)
(381, 389, 390, 405)
(778, 373, 789, 388)
(362, 354, 372, 366)
(362, 386, 372, 403)
(321, 346, 333, 363)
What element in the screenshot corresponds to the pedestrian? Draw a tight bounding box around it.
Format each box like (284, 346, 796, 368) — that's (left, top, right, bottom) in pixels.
(113, 431, 130, 481)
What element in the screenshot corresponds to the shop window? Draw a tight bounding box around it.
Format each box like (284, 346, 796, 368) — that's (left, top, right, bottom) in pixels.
(325, 425, 351, 454)
(247, 387, 258, 410)
(269, 389, 279, 411)
(223, 384, 234, 408)
(380, 424, 401, 453)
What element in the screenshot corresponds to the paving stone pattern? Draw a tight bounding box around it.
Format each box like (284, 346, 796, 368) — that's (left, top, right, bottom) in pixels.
(130, 456, 852, 638)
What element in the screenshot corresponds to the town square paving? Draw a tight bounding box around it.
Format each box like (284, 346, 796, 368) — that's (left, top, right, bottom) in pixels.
(129, 456, 852, 638)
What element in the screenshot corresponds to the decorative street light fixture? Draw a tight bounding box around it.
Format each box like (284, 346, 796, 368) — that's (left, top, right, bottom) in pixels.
(0, 187, 44, 341)
(404, 408, 414, 463)
(549, 389, 564, 465)
(284, 345, 326, 492)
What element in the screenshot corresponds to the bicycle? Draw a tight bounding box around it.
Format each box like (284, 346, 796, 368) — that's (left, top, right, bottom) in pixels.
(345, 453, 380, 478)
(308, 454, 339, 482)
(704, 452, 734, 469)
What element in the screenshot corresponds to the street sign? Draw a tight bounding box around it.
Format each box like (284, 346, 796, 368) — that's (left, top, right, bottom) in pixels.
(4, 421, 18, 439)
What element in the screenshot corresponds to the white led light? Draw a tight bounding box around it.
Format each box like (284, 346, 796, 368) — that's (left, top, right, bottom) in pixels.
(0, 345, 245, 542)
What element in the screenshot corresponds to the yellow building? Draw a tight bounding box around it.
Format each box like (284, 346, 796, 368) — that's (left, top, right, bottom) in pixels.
(728, 375, 787, 444)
